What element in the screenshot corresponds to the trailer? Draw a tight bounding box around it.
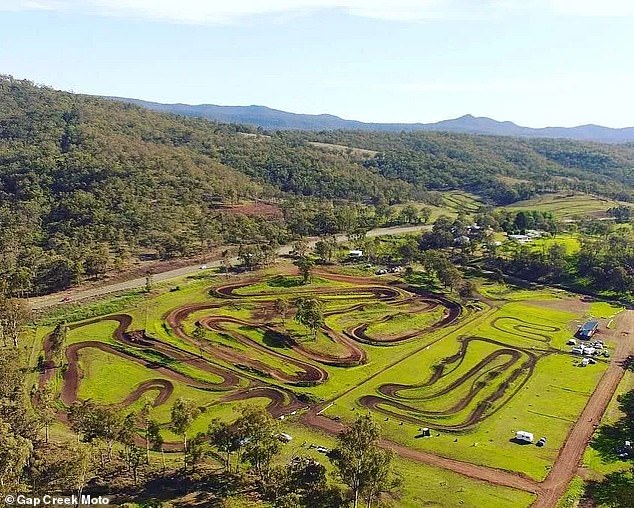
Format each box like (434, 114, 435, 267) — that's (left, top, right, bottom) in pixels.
(515, 431, 534, 443)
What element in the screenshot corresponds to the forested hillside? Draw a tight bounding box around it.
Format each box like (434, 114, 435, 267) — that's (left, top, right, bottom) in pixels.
(1, 76, 633, 295)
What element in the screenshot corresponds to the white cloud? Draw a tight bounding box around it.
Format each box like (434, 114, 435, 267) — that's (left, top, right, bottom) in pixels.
(549, 0, 634, 17)
(0, 0, 633, 24)
(0, 0, 447, 23)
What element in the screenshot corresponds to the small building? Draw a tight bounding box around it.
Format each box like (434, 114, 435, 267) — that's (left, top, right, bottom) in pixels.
(577, 320, 599, 340)
(348, 250, 363, 258)
(508, 234, 531, 244)
(515, 431, 534, 443)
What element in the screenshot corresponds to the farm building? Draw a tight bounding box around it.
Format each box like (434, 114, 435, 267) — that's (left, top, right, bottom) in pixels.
(508, 234, 531, 243)
(515, 431, 534, 443)
(577, 320, 599, 340)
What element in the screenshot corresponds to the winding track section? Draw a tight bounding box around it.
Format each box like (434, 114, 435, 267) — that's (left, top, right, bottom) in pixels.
(356, 316, 561, 430)
(42, 272, 455, 417)
(37, 269, 634, 507)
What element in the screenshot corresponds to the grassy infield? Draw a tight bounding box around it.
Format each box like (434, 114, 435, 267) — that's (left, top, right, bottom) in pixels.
(33, 255, 627, 508)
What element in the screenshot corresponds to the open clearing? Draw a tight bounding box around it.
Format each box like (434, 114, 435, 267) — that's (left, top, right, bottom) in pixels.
(504, 193, 620, 219)
(36, 267, 633, 507)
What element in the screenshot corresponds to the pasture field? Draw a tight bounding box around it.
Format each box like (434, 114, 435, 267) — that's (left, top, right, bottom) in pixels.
(504, 193, 619, 219)
(35, 266, 609, 506)
(528, 234, 581, 255)
(392, 191, 484, 221)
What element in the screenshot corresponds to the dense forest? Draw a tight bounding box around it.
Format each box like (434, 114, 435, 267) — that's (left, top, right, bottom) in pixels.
(1, 75, 633, 295)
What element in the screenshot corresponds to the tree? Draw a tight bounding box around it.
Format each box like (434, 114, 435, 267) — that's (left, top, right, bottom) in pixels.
(33, 382, 56, 443)
(330, 415, 396, 508)
(458, 280, 477, 300)
(145, 271, 154, 293)
(146, 419, 165, 470)
(0, 297, 31, 347)
(48, 322, 68, 363)
(208, 419, 242, 472)
(285, 456, 331, 503)
(169, 398, 200, 470)
(0, 347, 25, 400)
(0, 420, 32, 492)
(294, 256, 314, 284)
(220, 248, 232, 274)
(237, 244, 270, 270)
(67, 400, 123, 463)
(397, 237, 419, 266)
(83, 243, 111, 278)
(419, 207, 432, 224)
(274, 298, 290, 328)
(235, 406, 281, 481)
(314, 236, 337, 264)
(294, 297, 324, 341)
(120, 445, 145, 484)
(291, 238, 309, 258)
(400, 204, 418, 224)
(361, 448, 399, 508)
(28, 443, 92, 498)
(437, 264, 463, 292)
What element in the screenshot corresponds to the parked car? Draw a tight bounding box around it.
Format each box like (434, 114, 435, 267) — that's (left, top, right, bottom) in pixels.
(316, 446, 329, 454)
(536, 437, 547, 447)
(375, 269, 387, 275)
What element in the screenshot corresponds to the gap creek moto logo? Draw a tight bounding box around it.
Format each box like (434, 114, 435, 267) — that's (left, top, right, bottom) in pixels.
(4, 495, 110, 506)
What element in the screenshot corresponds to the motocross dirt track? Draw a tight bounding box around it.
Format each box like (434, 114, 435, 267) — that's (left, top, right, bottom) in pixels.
(38, 272, 632, 507)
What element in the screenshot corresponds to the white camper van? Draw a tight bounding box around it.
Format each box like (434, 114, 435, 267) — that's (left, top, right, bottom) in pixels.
(515, 431, 534, 443)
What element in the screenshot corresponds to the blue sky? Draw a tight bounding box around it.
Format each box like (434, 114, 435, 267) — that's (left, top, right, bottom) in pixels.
(0, 1, 633, 127)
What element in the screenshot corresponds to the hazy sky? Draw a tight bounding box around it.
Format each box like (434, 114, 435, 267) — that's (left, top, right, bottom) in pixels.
(1, 1, 633, 127)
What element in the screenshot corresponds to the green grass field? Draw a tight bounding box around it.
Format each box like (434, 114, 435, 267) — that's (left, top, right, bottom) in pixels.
(33, 265, 611, 506)
(505, 193, 620, 219)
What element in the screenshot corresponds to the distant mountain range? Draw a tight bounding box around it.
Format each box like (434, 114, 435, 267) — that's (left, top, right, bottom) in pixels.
(105, 97, 634, 144)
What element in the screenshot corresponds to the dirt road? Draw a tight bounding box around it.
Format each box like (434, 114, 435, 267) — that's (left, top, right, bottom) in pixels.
(29, 223, 431, 310)
(302, 410, 541, 494)
(533, 309, 634, 507)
